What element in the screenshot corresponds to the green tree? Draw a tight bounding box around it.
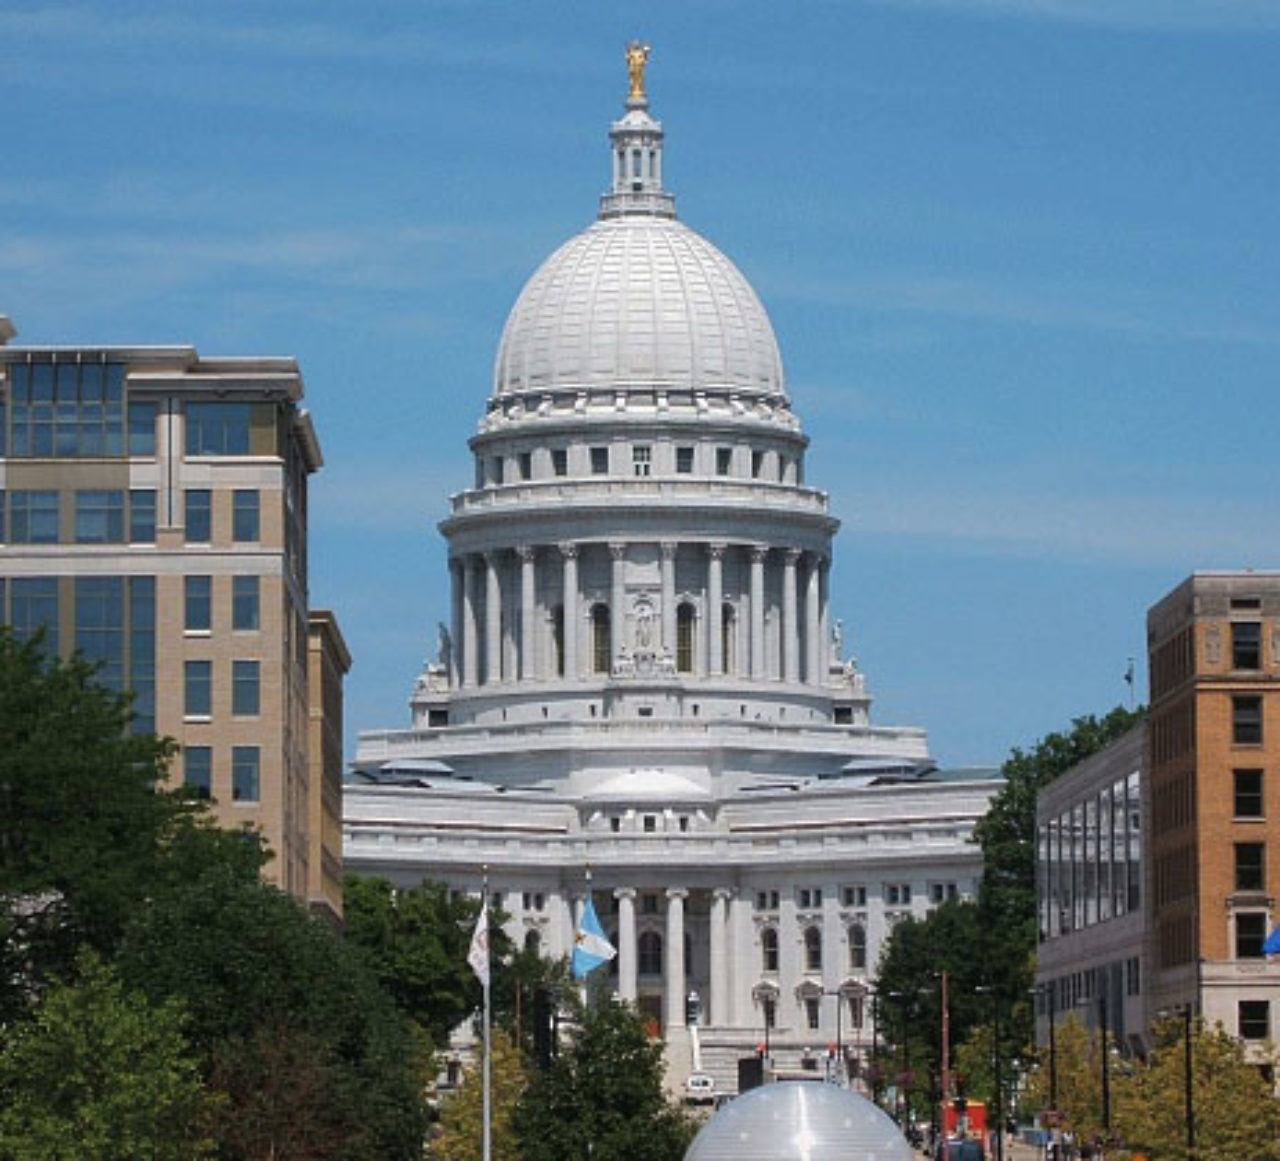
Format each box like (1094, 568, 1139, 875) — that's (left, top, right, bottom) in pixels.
(0, 629, 190, 1019)
(0, 950, 216, 1161)
(344, 874, 491, 1048)
(1113, 1018, 1280, 1161)
(433, 1028, 529, 1161)
(515, 1000, 692, 1161)
(1020, 1016, 1105, 1142)
(120, 859, 429, 1160)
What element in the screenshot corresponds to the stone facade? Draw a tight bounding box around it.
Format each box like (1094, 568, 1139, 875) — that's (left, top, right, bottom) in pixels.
(343, 70, 1001, 1090)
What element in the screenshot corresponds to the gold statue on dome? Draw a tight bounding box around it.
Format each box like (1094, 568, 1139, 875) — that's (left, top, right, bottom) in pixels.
(626, 40, 651, 100)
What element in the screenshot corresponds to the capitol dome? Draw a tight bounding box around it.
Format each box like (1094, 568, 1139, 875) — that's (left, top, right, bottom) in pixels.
(493, 217, 785, 402)
(684, 1082, 913, 1161)
(492, 74, 785, 405)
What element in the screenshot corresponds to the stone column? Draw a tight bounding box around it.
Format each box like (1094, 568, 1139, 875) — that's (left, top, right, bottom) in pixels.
(707, 544, 725, 677)
(559, 542, 578, 680)
(750, 546, 766, 680)
(819, 557, 831, 679)
(783, 548, 800, 683)
(462, 555, 478, 687)
(822, 886, 842, 1040)
(660, 541, 677, 655)
(615, 888, 638, 1003)
(665, 888, 688, 1031)
(484, 551, 502, 685)
(778, 893, 800, 1029)
(448, 558, 463, 688)
(805, 554, 821, 685)
(518, 545, 536, 681)
(710, 888, 732, 1027)
(609, 542, 627, 671)
(729, 892, 752, 1027)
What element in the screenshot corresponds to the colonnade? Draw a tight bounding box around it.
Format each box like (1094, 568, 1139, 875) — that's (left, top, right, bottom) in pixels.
(447, 540, 830, 688)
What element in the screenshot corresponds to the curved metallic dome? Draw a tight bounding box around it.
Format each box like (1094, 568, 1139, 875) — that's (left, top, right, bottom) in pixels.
(684, 1082, 913, 1161)
(493, 216, 786, 402)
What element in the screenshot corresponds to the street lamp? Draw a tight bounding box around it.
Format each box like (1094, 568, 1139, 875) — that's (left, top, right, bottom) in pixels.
(821, 985, 851, 1086)
(1031, 982, 1058, 1117)
(976, 985, 1005, 1161)
(1077, 989, 1111, 1142)
(1158, 1003, 1195, 1160)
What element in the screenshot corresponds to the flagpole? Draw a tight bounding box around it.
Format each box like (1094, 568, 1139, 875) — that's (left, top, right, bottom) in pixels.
(581, 863, 592, 1008)
(482, 864, 492, 1161)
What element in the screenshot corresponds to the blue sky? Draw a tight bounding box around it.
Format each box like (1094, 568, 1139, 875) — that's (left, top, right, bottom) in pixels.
(3, 1, 1276, 766)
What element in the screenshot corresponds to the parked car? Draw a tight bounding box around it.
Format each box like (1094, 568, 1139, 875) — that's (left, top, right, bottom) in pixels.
(685, 1073, 716, 1104)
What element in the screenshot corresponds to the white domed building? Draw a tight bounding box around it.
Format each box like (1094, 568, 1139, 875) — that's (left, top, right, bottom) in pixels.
(344, 52, 1001, 1090)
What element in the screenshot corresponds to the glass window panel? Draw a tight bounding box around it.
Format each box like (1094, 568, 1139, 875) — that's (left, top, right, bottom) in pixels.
(232, 490, 260, 542)
(232, 576, 260, 630)
(74, 577, 124, 690)
(232, 660, 260, 715)
(184, 576, 211, 631)
(184, 660, 212, 716)
(10, 577, 60, 653)
(232, 746, 260, 803)
(184, 747, 212, 799)
(79, 363, 104, 402)
(129, 489, 156, 543)
(185, 490, 211, 543)
(128, 577, 155, 735)
(128, 401, 157, 455)
(1237, 913, 1266, 958)
(74, 490, 124, 543)
(186, 402, 252, 455)
(11, 491, 60, 544)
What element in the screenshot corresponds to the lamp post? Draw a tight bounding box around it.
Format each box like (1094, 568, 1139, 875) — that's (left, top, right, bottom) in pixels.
(976, 985, 1005, 1161)
(871, 989, 883, 1108)
(888, 991, 909, 1125)
(821, 987, 848, 1085)
(1159, 1002, 1195, 1160)
(1078, 988, 1111, 1144)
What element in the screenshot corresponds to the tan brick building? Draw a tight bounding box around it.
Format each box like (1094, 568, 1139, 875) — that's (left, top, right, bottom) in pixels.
(0, 314, 345, 925)
(1147, 571, 1280, 1045)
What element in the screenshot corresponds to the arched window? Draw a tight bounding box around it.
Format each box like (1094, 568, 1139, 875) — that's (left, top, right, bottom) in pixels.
(804, 926, 822, 972)
(638, 930, 663, 976)
(676, 602, 696, 673)
(551, 604, 565, 677)
(848, 924, 867, 971)
(591, 603, 611, 674)
(722, 603, 736, 674)
(761, 927, 779, 973)
(524, 929, 541, 956)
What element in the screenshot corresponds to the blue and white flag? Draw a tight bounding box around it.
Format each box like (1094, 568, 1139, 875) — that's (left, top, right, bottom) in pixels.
(571, 897, 617, 979)
(1264, 926, 1280, 957)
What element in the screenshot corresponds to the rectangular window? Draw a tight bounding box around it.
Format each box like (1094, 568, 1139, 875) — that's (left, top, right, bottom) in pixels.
(74, 490, 125, 543)
(1234, 696, 1263, 745)
(715, 446, 732, 476)
(491, 457, 504, 485)
(552, 448, 568, 477)
(1237, 912, 1266, 958)
(632, 445, 652, 477)
(5, 360, 125, 458)
(842, 885, 867, 907)
(885, 883, 912, 905)
(797, 887, 823, 909)
(232, 576, 260, 631)
(184, 660, 212, 717)
(127, 401, 157, 455)
(231, 746, 260, 803)
(128, 577, 155, 736)
(590, 446, 609, 474)
(676, 445, 694, 474)
(805, 997, 821, 1030)
(128, 489, 156, 543)
(184, 576, 212, 632)
(1234, 769, 1264, 818)
(10, 490, 60, 543)
(74, 577, 124, 690)
(1233, 622, 1262, 670)
(752, 450, 765, 478)
(186, 401, 252, 455)
(10, 577, 59, 652)
(1236, 843, 1266, 892)
(184, 746, 212, 799)
(185, 489, 211, 543)
(1240, 1000, 1270, 1040)
(232, 490, 260, 542)
(232, 660, 260, 716)
(518, 452, 532, 481)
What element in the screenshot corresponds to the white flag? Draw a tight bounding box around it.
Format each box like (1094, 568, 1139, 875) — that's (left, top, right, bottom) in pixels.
(468, 906, 489, 988)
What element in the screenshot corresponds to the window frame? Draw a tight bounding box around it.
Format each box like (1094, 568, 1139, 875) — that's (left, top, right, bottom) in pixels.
(232, 659, 260, 716)
(231, 745, 261, 803)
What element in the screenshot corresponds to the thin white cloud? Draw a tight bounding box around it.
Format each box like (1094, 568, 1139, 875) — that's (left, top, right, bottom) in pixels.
(765, 270, 1280, 347)
(864, 0, 1280, 32)
(838, 480, 1277, 565)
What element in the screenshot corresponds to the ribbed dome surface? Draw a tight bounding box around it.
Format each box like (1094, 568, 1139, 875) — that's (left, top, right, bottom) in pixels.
(493, 216, 785, 400)
(684, 1082, 913, 1161)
